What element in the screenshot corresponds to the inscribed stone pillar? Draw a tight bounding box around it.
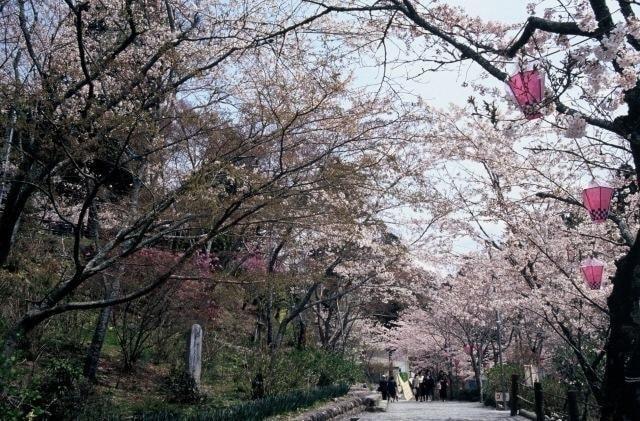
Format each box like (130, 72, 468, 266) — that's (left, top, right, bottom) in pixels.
(186, 323, 203, 385)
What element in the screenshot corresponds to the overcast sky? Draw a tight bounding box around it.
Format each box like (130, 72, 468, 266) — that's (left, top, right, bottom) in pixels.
(392, 0, 530, 109)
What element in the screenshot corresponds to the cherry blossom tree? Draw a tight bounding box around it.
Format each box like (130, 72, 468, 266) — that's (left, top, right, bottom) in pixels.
(297, 1, 640, 417)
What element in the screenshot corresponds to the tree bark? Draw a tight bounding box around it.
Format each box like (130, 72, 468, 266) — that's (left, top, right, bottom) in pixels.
(0, 169, 35, 265)
(601, 227, 640, 420)
(83, 276, 120, 382)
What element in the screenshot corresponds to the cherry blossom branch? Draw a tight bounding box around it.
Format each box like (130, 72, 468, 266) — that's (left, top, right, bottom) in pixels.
(554, 100, 619, 133)
(505, 17, 596, 57)
(535, 191, 635, 246)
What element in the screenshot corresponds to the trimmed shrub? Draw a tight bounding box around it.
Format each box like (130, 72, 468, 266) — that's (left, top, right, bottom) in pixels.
(135, 383, 350, 421)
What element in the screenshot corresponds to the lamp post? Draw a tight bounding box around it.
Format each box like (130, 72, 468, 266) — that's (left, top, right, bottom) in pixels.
(496, 311, 507, 409)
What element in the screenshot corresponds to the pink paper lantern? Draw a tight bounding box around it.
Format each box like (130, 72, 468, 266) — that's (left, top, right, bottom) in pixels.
(582, 180, 614, 223)
(580, 257, 605, 290)
(463, 344, 472, 355)
(507, 69, 545, 119)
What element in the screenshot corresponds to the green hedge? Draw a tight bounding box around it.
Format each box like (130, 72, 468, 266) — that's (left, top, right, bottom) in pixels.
(132, 383, 350, 421)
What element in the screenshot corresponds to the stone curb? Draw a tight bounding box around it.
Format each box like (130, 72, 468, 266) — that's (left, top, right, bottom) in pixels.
(291, 388, 383, 421)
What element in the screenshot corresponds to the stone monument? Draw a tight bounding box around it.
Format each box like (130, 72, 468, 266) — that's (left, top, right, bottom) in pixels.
(186, 323, 203, 386)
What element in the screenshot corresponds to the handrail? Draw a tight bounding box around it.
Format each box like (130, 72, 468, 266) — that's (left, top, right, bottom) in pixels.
(513, 380, 603, 421)
(517, 394, 534, 406)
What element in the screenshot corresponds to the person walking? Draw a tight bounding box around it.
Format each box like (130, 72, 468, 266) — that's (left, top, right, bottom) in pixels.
(378, 375, 388, 400)
(388, 376, 398, 402)
(425, 373, 435, 401)
(412, 372, 421, 401)
(439, 378, 448, 401)
(419, 373, 428, 402)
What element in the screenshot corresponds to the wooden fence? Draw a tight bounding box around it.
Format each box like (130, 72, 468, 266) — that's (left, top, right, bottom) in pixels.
(509, 374, 601, 421)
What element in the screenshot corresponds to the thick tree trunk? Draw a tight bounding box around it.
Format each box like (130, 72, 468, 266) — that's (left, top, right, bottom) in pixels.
(601, 228, 640, 420)
(83, 276, 120, 382)
(0, 177, 34, 266)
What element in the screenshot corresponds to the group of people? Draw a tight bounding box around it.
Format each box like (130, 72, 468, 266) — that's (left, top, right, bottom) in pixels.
(376, 374, 398, 401)
(377, 370, 448, 402)
(411, 370, 448, 402)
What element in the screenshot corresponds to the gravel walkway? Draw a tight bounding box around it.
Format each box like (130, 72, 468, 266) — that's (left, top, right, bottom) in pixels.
(343, 400, 528, 421)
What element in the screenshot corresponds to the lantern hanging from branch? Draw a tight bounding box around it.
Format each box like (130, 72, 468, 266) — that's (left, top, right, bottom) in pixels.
(463, 344, 472, 355)
(580, 257, 605, 290)
(506, 68, 545, 119)
(582, 179, 614, 223)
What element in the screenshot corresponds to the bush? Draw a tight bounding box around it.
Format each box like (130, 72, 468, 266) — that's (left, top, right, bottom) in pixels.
(204, 347, 361, 400)
(135, 383, 350, 421)
(0, 353, 41, 420)
(162, 369, 205, 404)
(456, 388, 480, 402)
(484, 363, 522, 406)
(258, 349, 361, 394)
(34, 358, 91, 419)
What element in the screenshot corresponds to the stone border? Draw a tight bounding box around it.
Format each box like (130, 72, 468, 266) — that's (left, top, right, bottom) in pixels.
(290, 387, 384, 421)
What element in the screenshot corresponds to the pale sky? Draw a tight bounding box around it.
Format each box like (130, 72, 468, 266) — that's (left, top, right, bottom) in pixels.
(391, 0, 531, 109)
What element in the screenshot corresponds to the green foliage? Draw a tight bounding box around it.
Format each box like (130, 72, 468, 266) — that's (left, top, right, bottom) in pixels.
(0, 352, 41, 420)
(484, 363, 579, 418)
(34, 358, 91, 419)
(205, 346, 362, 401)
(134, 383, 349, 421)
(256, 348, 362, 394)
(0, 355, 90, 420)
(483, 363, 522, 406)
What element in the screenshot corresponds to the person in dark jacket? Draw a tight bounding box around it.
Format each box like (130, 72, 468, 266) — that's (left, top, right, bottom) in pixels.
(439, 378, 448, 401)
(425, 373, 435, 401)
(378, 375, 388, 400)
(387, 377, 398, 402)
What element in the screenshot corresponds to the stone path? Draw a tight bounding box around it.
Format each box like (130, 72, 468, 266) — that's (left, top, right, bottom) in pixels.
(344, 400, 528, 421)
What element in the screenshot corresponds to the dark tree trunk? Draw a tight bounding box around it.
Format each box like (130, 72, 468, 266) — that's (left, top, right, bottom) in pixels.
(266, 292, 273, 348)
(296, 315, 306, 349)
(601, 228, 640, 420)
(83, 277, 120, 382)
(0, 175, 35, 266)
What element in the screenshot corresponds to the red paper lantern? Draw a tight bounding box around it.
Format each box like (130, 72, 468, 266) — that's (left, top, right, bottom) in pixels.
(582, 180, 614, 223)
(507, 69, 545, 119)
(580, 257, 605, 290)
